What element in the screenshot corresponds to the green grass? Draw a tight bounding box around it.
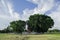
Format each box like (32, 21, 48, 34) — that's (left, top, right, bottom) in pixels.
(0, 33, 60, 40)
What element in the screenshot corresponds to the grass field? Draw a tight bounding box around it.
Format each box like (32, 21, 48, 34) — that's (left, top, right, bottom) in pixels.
(0, 33, 60, 40)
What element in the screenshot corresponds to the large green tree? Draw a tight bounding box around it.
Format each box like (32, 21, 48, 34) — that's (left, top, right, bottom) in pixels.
(10, 20, 26, 33)
(28, 14, 54, 33)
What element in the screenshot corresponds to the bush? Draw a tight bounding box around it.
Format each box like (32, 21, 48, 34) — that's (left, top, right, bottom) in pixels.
(48, 29, 60, 33)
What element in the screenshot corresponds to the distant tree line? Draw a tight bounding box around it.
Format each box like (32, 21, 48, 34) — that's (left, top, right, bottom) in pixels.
(48, 29, 60, 33)
(0, 14, 54, 33)
(0, 27, 13, 33)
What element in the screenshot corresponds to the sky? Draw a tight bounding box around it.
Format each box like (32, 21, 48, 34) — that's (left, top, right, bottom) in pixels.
(0, 0, 60, 30)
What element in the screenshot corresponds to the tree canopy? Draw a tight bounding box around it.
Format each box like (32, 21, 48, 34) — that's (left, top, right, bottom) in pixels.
(10, 20, 26, 33)
(27, 14, 54, 33)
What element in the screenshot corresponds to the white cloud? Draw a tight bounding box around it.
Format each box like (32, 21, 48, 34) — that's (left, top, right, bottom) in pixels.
(27, 0, 54, 14)
(0, 0, 20, 30)
(49, 5, 60, 30)
(21, 9, 34, 21)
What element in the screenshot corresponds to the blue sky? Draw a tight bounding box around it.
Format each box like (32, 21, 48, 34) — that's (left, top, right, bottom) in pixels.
(11, 0, 37, 14)
(0, 0, 60, 30)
